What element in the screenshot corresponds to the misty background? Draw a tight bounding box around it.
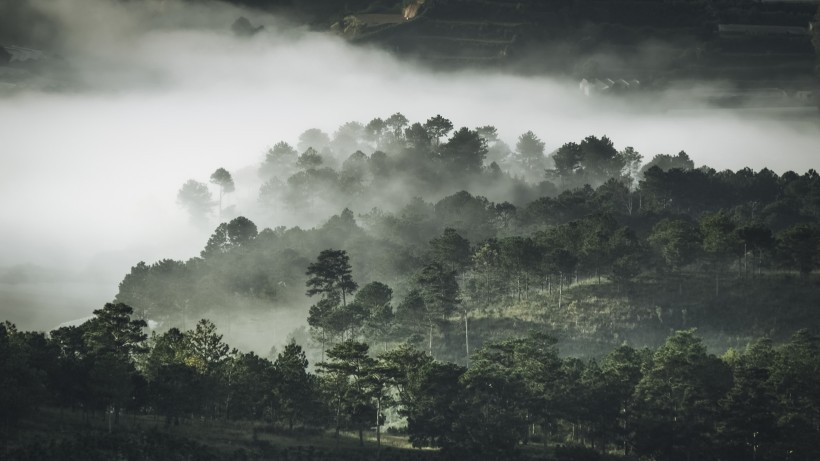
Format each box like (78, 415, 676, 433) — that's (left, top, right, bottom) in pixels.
(1, 0, 818, 338)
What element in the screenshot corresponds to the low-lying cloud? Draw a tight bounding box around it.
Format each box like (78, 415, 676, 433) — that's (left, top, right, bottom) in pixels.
(1, 0, 818, 330)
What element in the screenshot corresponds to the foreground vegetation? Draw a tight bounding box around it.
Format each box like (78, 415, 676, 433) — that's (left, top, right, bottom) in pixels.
(3, 306, 820, 461)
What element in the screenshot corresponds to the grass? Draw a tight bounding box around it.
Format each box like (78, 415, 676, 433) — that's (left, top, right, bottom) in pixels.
(447, 270, 820, 358)
(5, 407, 441, 461)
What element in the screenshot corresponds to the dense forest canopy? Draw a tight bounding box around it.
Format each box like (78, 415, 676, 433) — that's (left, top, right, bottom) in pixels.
(3, 306, 820, 460)
(8, 113, 817, 459)
(119, 112, 820, 357)
(2, 0, 820, 458)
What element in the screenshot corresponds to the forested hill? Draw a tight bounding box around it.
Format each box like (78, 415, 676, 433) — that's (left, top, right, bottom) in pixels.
(231, 0, 820, 93)
(121, 112, 820, 358)
(2, 112, 820, 461)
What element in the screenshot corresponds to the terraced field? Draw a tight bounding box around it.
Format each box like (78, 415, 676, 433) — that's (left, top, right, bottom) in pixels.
(338, 0, 818, 94)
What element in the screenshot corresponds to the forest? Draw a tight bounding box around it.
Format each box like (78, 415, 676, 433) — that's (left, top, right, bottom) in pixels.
(2, 112, 820, 460)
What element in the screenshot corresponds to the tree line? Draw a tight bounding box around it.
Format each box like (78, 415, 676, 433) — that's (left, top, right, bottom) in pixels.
(144, 114, 820, 357)
(124, 171, 820, 356)
(3, 305, 820, 461)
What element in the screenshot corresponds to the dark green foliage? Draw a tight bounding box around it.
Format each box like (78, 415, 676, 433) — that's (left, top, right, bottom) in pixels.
(414, 262, 460, 357)
(54, 113, 818, 459)
(5, 312, 820, 461)
(515, 130, 547, 176)
(306, 249, 358, 305)
(423, 114, 453, 145)
(0, 323, 47, 432)
(629, 330, 732, 461)
(273, 341, 313, 430)
(296, 146, 324, 170)
(440, 127, 487, 174)
(430, 228, 471, 273)
(777, 223, 820, 275)
(317, 340, 377, 443)
(401, 361, 465, 450)
(640, 151, 694, 174)
(648, 217, 702, 272)
(201, 216, 259, 258)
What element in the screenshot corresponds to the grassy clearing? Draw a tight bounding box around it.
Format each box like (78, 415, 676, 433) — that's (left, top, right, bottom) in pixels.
(451, 271, 820, 358)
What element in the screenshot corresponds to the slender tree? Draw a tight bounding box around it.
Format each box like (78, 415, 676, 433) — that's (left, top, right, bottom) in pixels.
(210, 168, 235, 220)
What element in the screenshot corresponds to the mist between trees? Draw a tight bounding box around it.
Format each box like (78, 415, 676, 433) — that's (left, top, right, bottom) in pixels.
(162, 113, 819, 354)
(2, 111, 820, 460)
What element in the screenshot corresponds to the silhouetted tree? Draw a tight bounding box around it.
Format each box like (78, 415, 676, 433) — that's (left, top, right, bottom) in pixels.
(423, 114, 453, 146)
(210, 168, 235, 220)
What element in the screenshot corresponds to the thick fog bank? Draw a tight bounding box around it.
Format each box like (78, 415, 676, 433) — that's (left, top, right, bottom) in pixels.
(1, 0, 819, 331)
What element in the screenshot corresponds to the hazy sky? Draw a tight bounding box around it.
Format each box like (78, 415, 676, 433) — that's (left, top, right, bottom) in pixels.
(1, 0, 819, 329)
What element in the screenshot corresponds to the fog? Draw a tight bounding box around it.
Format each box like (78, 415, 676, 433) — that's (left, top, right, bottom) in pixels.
(1, 0, 818, 334)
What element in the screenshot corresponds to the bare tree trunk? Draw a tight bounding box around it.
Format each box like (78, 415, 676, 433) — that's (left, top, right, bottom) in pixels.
(559, 273, 563, 310)
(743, 243, 748, 279)
(376, 397, 381, 450)
(335, 394, 342, 438)
(486, 271, 491, 305)
(429, 323, 433, 358)
(525, 273, 530, 299)
(464, 309, 470, 365)
(517, 273, 521, 301)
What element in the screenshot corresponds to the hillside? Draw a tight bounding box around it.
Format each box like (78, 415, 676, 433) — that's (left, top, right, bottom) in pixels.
(269, 0, 820, 99)
(114, 112, 820, 361)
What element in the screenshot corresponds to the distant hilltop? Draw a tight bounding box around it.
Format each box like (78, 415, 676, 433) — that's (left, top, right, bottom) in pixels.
(286, 0, 820, 94)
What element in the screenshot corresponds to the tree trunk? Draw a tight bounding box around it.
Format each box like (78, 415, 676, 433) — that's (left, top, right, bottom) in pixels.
(525, 273, 530, 299)
(464, 309, 470, 364)
(428, 322, 433, 358)
(376, 397, 382, 450)
(743, 243, 748, 279)
(517, 273, 521, 301)
(321, 330, 326, 363)
(486, 271, 491, 305)
(559, 273, 563, 310)
(335, 394, 342, 438)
